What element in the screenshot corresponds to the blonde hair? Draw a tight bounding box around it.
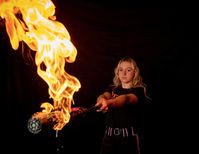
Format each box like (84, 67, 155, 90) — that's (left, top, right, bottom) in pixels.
(113, 57, 151, 100)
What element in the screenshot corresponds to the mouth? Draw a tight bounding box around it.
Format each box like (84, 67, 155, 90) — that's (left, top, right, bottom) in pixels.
(121, 77, 127, 80)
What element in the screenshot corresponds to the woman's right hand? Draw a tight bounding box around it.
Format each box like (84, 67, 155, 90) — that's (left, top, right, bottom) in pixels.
(96, 97, 109, 112)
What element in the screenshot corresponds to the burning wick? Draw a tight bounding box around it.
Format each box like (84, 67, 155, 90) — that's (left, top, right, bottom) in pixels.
(27, 105, 101, 134)
(27, 111, 59, 134)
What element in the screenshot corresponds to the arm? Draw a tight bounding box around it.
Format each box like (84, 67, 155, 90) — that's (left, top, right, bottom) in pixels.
(96, 92, 138, 112)
(97, 92, 112, 101)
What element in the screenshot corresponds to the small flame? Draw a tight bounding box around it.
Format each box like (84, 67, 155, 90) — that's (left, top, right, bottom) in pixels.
(0, 0, 81, 130)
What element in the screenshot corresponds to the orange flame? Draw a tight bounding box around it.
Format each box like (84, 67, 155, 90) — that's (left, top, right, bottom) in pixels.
(0, 0, 81, 130)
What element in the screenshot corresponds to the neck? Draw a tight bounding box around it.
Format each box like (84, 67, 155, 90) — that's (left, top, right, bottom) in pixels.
(121, 83, 132, 89)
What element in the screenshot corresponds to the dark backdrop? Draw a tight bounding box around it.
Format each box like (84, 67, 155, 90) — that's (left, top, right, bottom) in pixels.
(0, 1, 196, 154)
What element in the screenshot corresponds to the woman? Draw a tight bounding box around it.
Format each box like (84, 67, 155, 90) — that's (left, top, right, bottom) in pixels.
(95, 57, 151, 154)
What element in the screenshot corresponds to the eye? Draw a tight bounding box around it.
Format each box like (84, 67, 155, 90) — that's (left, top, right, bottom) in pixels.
(118, 68, 123, 72)
(127, 68, 133, 72)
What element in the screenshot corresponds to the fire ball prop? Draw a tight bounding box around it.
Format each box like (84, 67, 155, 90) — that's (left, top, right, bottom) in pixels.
(27, 105, 100, 134)
(0, 0, 81, 133)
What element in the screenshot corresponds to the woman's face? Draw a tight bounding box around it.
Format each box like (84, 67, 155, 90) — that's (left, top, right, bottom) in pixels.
(118, 61, 135, 86)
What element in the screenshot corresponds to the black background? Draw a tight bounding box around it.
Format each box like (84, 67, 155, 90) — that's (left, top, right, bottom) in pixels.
(0, 1, 197, 154)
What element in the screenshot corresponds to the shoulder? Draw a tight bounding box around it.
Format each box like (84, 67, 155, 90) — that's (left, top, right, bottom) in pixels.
(131, 87, 152, 104)
(104, 84, 116, 93)
(130, 87, 144, 96)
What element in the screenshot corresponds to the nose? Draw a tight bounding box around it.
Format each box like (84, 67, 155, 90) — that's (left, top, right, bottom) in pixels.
(123, 70, 127, 75)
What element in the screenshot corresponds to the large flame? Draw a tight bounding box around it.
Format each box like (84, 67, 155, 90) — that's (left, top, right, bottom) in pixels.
(0, 0, 81, 130)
